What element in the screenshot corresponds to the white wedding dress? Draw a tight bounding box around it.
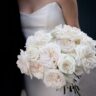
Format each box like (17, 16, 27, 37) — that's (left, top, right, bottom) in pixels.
(20, 2, 76, 96)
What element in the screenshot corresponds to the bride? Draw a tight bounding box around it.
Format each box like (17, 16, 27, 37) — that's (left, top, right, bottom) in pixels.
(18, 0, 79, 96)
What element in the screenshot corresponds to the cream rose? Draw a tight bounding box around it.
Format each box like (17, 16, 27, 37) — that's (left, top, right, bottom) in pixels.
(26, 47, 40, 61)
(34, 30, 52, 46)
(39, 43, 61, 68)
(30, 60, 44, 79)
(82, 53, 96, 74)
(16, 50, 32, 77)
(51, 24, 86, 42)
(56, 39, 76, 53)
(26, 31, 52, 48)
(58, 54, 76, 74)
(44, 69, 66, 88)
(75, 45, 89, 59)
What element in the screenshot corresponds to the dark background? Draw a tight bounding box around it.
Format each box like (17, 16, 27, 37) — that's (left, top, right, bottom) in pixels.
(1, 0, 96, 96)
(77, 0, 96, 96)
(77, 0, 96, 39)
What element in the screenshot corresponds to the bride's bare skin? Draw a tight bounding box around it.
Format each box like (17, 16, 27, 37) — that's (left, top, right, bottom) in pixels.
(18, 0, 79, 28)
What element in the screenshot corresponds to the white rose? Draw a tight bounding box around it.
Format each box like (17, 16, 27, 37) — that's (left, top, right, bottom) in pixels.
(56, 39, 76, 53)
(75, 44, 90, 59)
(26, 35, 35, 48)
(34, 30, 52, 45)
(82, 54, 96, 74)
(58, 54, 76, 74)
(63, 25, 87, 39)
(81, 37, 96, 51)
(44, 69, 66, 89)
(75, 44, 96, 72)
(26, 47, 40, 61)
(30, 60, 44, 79)
(26, 31, 52, 48)
(16, 50, 32, 77)
(39, 43, 61, 68)
(51, 24, 77, 40)
(75, 44, 96, 73)
(51, 24, 86, 43)
(51, 24, 67, 39)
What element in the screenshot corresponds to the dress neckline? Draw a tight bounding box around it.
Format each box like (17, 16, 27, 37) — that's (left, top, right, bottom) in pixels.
(20, 2, 60, 16)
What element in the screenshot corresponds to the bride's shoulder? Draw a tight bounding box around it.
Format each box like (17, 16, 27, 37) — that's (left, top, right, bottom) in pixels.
(57, 0, 70, 6)
(57, 0, 66, 3)
(57, 0, 66, 7)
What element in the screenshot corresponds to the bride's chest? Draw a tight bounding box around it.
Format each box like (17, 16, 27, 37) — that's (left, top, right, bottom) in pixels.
(20, 2, 65, 28)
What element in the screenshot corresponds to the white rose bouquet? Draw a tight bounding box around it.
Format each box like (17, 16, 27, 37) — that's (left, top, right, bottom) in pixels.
(17, 24, 96, 96)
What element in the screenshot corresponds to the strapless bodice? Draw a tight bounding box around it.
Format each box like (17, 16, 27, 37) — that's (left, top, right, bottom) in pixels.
(20, 2, 65, 38)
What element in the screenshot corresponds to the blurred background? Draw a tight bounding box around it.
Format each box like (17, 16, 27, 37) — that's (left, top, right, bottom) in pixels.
(77, 0, 96, 96)
(78, 0, 96, 39)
